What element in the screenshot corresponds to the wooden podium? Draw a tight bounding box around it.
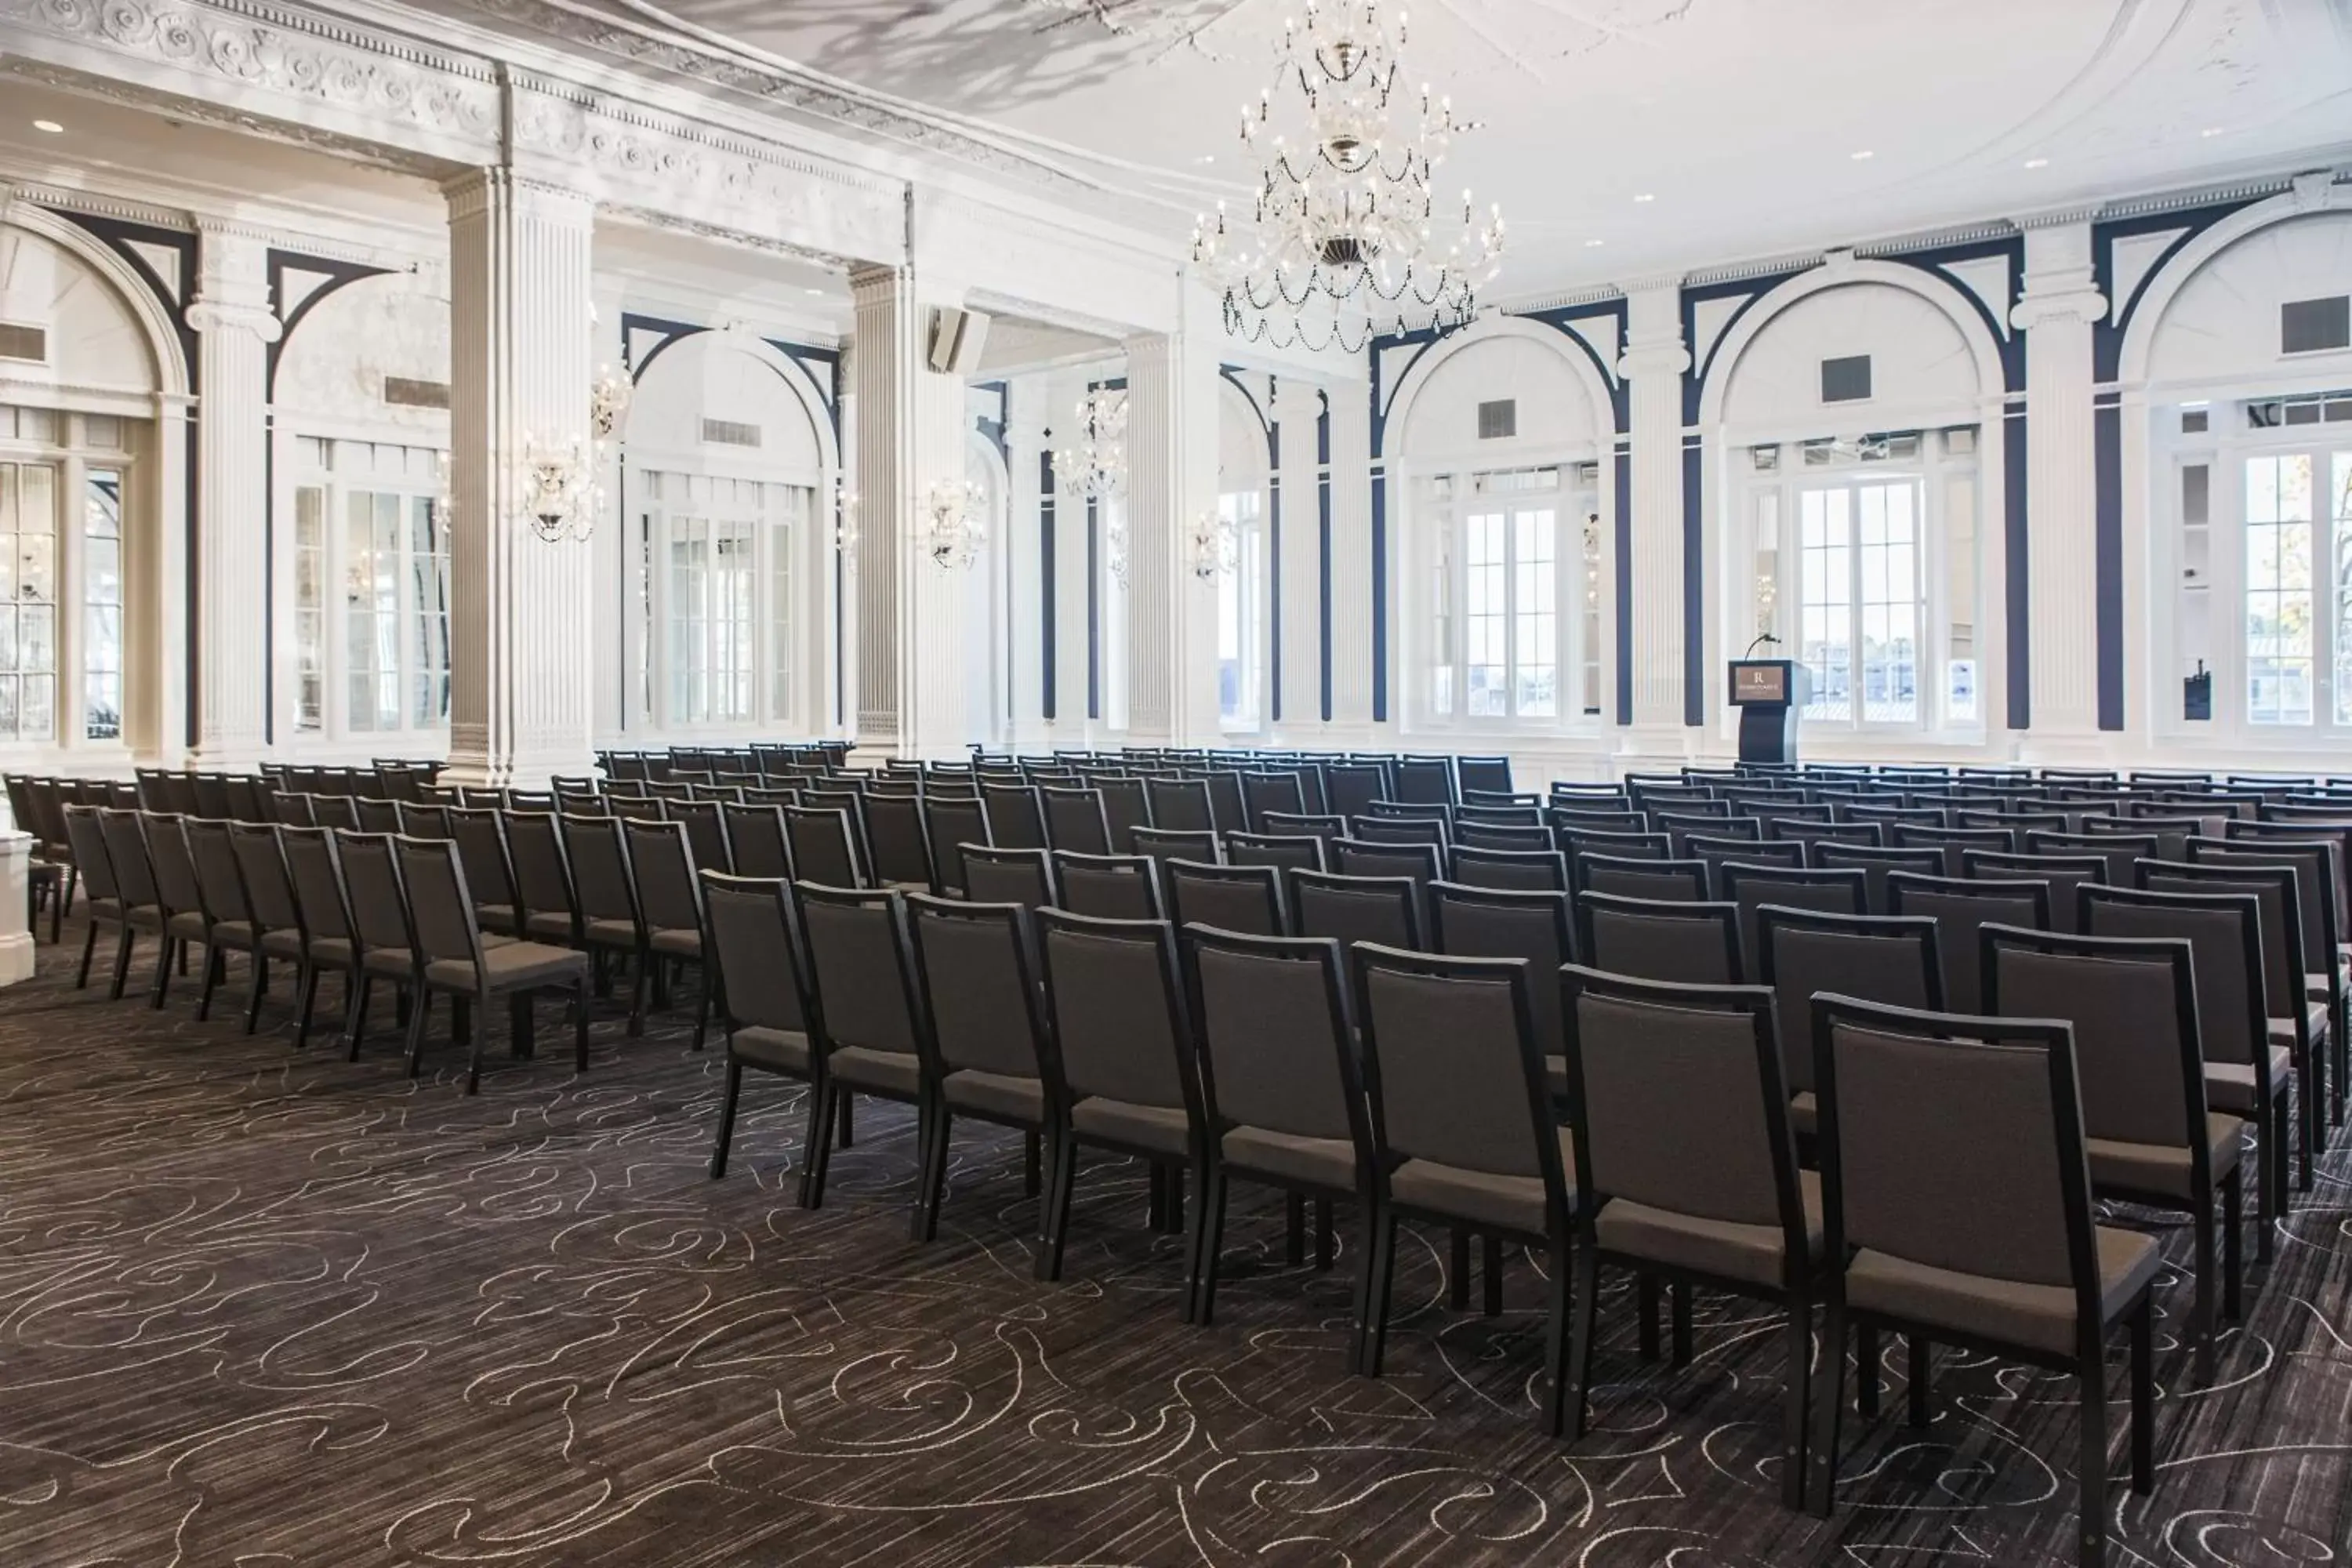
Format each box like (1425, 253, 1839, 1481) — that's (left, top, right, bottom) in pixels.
(1728, 659, 1808, 765)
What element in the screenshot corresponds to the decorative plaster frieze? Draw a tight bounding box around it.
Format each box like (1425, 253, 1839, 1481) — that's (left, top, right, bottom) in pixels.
(1, 179, 192, 232)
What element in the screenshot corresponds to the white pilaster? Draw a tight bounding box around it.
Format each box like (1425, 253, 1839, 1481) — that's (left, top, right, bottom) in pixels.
(2012, 220, 2107, 745)
(1326, 375, 1375, 731)
(441, 169, 597, 789)
(0, 833, 33, 986)
(187, 222, 279, 768)
(1273, 376, 1321, 732)
(1123, 289, 1222, 744)
(1619, 282, 1691, 744)
(1004, 385, 1048, 742)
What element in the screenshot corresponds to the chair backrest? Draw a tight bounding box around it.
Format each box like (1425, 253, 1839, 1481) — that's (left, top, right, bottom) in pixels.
(394, 801, 452, 840)
(1261, 810, 1345, 844)
(1447, 844, 1568, 893)
(793, 884, 929, 1066)
(1561, 967, 1796, 1242)
(1984, 924, 2207, 1167)
(353, 797, 402, 833)
(1888, 824, 2015, 876)
(1224, 831, 1327, 875)
(1809, 843, 1943, 913)
(1755, 906, 1942, 1101)
(1813, 994, 2095, 1316)
(1573, 852, 1709, 902)
(783, 804, 869, 888)
(332, 830, 415, 957)
(1884, 873, 2049, 1013)
(1349, 814, 1449, 849)
(660, 798, 733, 877)
(183, 818, 251, 924)
(1330, 838, 1443, 899)
(1355, 946, 1562, 1221)
(950, 844, 1051, 909)
(622, 818, 704, 937)
(858, 793, 931, 887)
(1239, 769, 1307, 827)
(1145, 776, 1218, 833)
(1164, 858, 1285, 937)
(1957, 851, 2104, 935)
(1577, 891, 1742, 985)
(1040, 786, 1113, 855)
(1428, 881, 1573, 1060)
(1186, 927, 1366, 1156)
(394, 835, 488, 974)
(2227, 818, 2352, 932)
(908, 895, 1051, 1087)
(2189, 837, 2339, 972)
(1320, 762, 1388, 821)
(1454, 755, 1512, 797)
(1132, 826, 1221, 874)
(1287, 869, 1422, 950)
(444, 808, 517, 910)
(502, 810, 578, 935)
(922, 796, 993, 895)
(719, 803, 793, 881)
(1715, 862, 1864, 973)
(1774, 819, 1883, 854)
(227, 822, 301, 931)
(1094, 776, 1152, 851)
(2137, 858, 2303, 1020)
(1035, 909, 1198, 1123)
(1049, 850, 1163, 920)
(142, 814, 205, 916)
(1686, 835, 1804, 894)
(1659, 811, 1758, 855)
(559, 815, 641, 927)
(278, 826, 353, 943)
(1453, 821, 1553, 854)
(978, 782, 1047, 851)
(2081, 884, 2265, 1071)
(2027, 829, 2156, 887)
(702, 873, 812, 1037)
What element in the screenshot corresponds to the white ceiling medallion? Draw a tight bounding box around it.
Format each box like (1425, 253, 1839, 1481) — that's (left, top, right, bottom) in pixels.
(1190, 0, 1504, 353)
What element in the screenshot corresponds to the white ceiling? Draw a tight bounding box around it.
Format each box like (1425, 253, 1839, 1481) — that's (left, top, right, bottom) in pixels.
(486, 0, 2352, 296)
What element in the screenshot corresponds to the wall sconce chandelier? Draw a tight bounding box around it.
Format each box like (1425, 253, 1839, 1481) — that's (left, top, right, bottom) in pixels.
(590, 365, 632, 440)
(1189, 0, 1504, 353)
(924, 477, 986, 571)
(1189, 507, 1236, 581)
(521, 434, 601, 543)
(1056, 387, 1128, 502)
(834, 481, 861, 570)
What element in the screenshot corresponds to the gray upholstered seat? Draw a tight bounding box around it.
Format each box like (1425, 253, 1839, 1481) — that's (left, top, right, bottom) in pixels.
(1069, 1095, 1192, 1156)
(729, 1022, 810, 1073)
(397, 834, 592, 1094)
(1842, 1230, 2160, 1356)
(1594, 1167, 1823, 1290)
(1387, 1127, 1575, 1235)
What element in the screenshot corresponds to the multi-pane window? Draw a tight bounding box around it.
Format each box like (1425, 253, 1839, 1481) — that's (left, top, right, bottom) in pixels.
(0, 460, 57, 742)
(289, 438, 450, 741)
(1419, 466, 1595, 729)
(83, 469, 122, 740)
(1796, 479, 1922, 727)
(2244, 452, 2314, 724)
(641, 472, 808, 731)
(1216, 488, 1263, 728)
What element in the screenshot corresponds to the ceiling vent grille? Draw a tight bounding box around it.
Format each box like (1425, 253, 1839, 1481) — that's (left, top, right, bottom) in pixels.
(702, 418, 762, 448)
(1820, 355, 1872, 404)
(1476, 398, 1517, 439)
(383, 376, 450, 409)
(0, 323, 49, 363)
(2282, 296, 2350, 355)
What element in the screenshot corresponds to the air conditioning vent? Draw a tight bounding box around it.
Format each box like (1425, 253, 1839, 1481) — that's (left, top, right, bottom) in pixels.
(1476, 398, 1517, 439)
(383, 376, 450, 409)
(0, 322, 48, 363)
(2281, 296, 2350, 355)
(1751, 444, 1780, 472)
(2180, 408, 2209, 434)
(1820, 355, 1872, 404)
(702, 418, 761, 448)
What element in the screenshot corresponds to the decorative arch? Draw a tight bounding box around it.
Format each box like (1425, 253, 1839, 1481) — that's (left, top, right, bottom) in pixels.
(1384, 314, 1617, 460)
(2116, 180, 2352, 387)
(0, 203, 187, 397)
(624, 327, 840, 474)
(1697, 258, 2006, 430)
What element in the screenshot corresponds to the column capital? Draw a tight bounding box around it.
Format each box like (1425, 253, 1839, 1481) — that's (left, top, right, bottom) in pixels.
(2009, 287, 2107, 332)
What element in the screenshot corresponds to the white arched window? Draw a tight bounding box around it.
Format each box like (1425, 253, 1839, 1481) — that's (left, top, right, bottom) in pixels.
(1718, 280, 1989, 740)
(622, 332, 828, 738)
(2144, 210, 2352, 746)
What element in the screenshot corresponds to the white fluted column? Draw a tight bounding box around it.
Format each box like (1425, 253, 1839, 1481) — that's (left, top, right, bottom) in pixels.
(441, 169, 597, 789)
(2012, 220, 2107, 743)
(1272, 376, 1319, 732)
(849, 264, 971, 758)
(187, 221, 278, 767)
(1325, 375, 1375, 731)
(1619, 282, 1691, 741)
(1123, 292, 1222, 744)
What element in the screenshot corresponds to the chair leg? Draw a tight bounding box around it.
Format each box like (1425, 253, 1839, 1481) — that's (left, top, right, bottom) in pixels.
(1780, 1286, 1813, 1508)
(1187, 1159, 1226, 1326)
(75, 919, 97, 989)
(1036, 1121, 1078, 1283)
(1483, 1233, 1505, 1317)
(1566, 1242, 1601, 1439)
(690, 966, 712, 1052)
(573, 981, 590, 1071)
(2222, 1163, 2244, 1323)
(914, 1099, 950, 1243)
(292, 961, 319, 1051)
(152, 937, 178, 1009)
(837, 1094, 855, 1147)
(1360, 1206, 1399, 1377)
(463, 991, 490, 1095)
(2193, 1185, 2217, 1385)
(2078, 1338, 2111, 1568)
(404, 988, 432, 1079)
(2129, 1298, 2154, 1496)
(109, 925, 134, 1000)
(1160, 1163, 1185, 1235)
(1809, 1292, 1848, 1519)
(345, 975, 370, 1060)
(2297, 1058, 2316, 1192)
(1906, 1334, 1933, 1428)
(195, 944, 225, 1021)
(243, 953, 268, 1034)
(626, 943, 648, 1036)
(2254, 1105, 2277, 1265)
(710, 1058, 742, 1178)
(801, 1083, 839, 1210)
(1315, 1196, 1334, 1271)
(1857, 1322, 1882, 1418)
(1450, 1228, 1472, 1312)
(1542, 1233, 1573, 1437)
(1023, 1131, 1040, 1198)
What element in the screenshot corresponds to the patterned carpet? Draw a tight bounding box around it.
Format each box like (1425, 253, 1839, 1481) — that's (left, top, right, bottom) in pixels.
(0, 920, 2347, 1568)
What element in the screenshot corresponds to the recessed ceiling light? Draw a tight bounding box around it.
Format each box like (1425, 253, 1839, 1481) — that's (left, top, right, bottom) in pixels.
(2199, 125, 2224, 138)
(1632, 192, 1655, 203)
(1849, 149, 1874, 161)
(31, 120, 64, 134)
(1584, 238, 1606, 248)
(804, 287, 824, 296)
(2023, 157, 2049, 169)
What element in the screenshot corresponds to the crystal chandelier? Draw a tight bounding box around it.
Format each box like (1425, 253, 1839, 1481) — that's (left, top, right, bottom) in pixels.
(520, 435, 601, 544)
(1189, 507, 1236, 581)
(924, 478, 987, 571)
(1191, 0, 1504, 353)
(1056, 386, 1127, 502)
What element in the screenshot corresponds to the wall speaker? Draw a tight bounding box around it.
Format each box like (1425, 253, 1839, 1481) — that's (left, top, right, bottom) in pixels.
(927, 307, 991, 376)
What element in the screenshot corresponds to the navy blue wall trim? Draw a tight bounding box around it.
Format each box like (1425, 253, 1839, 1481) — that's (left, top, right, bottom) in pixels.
(2092, 197, 2264, 383)
(1087, 497, 1101, 721)
(764, 339, 844, 435)
(1614, 441, 1634, 725)
(2094, 394, 2125, 731)
(1370, 466, 1388, 722)
(1886, 238, 2027, 393)
(264, 252, 392, 397)
(1040, 449, 1058, 722)
(1679, 270, 1805, 426)
(976, 379, 1010, 467)
(2004, 405, 2031, 730)
(1681, 435, 1704, 725)
(1317, 392, 1333, 722)
(1521, 298, 1634, 431)
(622, 314, 710, 379)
